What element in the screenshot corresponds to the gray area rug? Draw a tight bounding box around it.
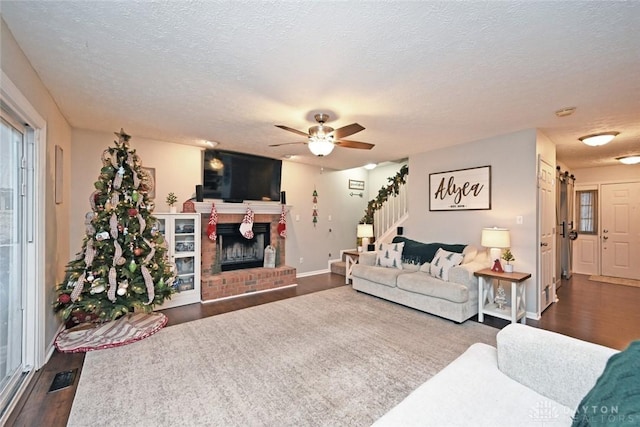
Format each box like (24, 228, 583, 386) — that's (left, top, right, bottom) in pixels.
(68, 286, 498, 427)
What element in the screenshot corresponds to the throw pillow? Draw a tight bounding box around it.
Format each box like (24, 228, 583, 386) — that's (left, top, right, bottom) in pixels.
(571, 340, 640, 427)
(462, 245, 478, 264)
(376, 242, 404, 269)
(429, 248, 464, 281)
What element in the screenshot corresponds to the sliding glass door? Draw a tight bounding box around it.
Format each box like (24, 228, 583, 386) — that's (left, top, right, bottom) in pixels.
(0, 115, 25, 414)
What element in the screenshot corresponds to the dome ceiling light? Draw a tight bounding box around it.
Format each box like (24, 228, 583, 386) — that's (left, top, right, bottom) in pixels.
(578, 132, 619, 147)
(617, 155, 640, 165)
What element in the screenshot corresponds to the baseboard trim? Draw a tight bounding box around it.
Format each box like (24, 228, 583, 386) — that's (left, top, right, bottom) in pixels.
(296, 268, 330, 278)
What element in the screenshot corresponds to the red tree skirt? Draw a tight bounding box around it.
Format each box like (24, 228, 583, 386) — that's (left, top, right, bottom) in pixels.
(55, 312, 167, 353)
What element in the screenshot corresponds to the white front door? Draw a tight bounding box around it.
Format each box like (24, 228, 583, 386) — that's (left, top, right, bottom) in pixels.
(601, 182, 640, 280)
(538, 157, 555, 313)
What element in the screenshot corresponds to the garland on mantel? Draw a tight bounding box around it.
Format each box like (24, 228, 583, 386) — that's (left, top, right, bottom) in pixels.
(361, 164, 409, 224)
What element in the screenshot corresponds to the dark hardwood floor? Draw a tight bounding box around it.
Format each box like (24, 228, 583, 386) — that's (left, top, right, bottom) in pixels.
(6, 272, 640, 426)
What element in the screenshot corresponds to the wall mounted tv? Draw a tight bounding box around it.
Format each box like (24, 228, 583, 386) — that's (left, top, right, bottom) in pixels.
(202, 149, 282, 202)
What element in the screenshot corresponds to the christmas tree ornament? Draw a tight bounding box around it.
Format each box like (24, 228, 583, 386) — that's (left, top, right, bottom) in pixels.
(207, 203, 218, 241)
(134, 247, 143, 256)
(132, 190, 139, 202)
(278, 204, 287, 238)
(128, 259, 137, 273)
(86, 273, 95, 282)
(239, 207, 255, 239)
(58, 294, 71, 304)
(117, 280, 129, 296)
(128, 208, 138, 217)
(95, 231, 110, 241)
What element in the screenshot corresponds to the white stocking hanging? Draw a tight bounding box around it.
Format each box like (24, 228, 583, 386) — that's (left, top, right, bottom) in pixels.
(239, 207, 254, 239)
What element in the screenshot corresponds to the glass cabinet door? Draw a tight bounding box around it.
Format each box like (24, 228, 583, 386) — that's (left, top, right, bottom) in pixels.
(173, 218, 196, 291)
(153, 213, 201, 309)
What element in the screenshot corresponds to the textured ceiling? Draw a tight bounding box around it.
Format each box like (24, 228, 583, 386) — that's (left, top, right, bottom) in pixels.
(2, 1, 639, 171)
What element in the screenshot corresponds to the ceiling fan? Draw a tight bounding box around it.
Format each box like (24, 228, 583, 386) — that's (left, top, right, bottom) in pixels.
(271, 113, 375, 156)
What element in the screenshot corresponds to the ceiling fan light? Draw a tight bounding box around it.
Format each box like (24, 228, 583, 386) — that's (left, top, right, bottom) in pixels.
(308, 137, 335, 156)
(617, 155, 640, 165)
(578, 132, 619, 146)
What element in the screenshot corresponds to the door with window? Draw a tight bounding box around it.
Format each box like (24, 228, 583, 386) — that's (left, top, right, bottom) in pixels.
(601, 182, 640, 280)
(574, 188, 599, 276)
(0, 115, 26, 414)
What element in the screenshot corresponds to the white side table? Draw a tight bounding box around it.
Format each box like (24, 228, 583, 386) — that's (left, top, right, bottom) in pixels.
(344, 250, 361, 284)
(475, 268, 531, 324)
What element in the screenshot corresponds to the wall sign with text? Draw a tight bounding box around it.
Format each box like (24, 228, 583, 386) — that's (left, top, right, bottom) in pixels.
(429, 166, 491, 211)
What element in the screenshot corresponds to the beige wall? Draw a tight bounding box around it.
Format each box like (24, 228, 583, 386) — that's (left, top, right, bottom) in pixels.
(69, 129, 203, 254)
(573, 164, 640, 184)
(405, 129, 541, 315)
(70, 130, 370, 274)
(1, 18, 72, 349)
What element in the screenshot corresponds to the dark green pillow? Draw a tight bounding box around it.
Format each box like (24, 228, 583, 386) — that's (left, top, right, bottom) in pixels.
(391, 236, 465, 265)
(572, 340, 640, 426)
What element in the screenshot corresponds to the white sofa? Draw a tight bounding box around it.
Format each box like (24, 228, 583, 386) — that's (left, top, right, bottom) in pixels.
(373, 324, 619, 427)
(351, 246, 488, 323)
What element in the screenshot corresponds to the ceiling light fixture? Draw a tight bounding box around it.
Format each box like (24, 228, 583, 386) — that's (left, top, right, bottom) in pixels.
(617, 155, 640, 165)
(364, 163, 377, 170)
(578, 132, 619, 147)
(308, 136, 335, 156)
(204, 140, 218, 147)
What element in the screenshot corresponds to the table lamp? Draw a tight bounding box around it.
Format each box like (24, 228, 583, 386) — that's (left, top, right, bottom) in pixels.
(357, 224, 374, 252)
(481, 227, 511, 273)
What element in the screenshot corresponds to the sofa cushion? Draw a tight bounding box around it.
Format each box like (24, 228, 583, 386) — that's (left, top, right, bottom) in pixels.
(571, 340, 640, 427)
(373, 342, 574, 427)
(429, 248, 464, 281)
(375, 242, 404, 269)
(351, 264, 404, 287)
(391, 236, 466, 265)
(397, 272, 469, 303)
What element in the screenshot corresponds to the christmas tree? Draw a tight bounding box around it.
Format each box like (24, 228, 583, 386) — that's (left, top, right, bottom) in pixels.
(54, 130, 176, 324)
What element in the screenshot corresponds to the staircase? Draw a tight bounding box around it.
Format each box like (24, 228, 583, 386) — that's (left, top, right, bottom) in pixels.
(331, 175, 408, 277)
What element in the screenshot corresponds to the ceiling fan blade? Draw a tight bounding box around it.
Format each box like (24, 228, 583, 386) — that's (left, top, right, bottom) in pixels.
(331, 123, 365, 139)
(335, 139, 375, 150)
(268, 141, 308, 147)
(275, 125, 310, 137)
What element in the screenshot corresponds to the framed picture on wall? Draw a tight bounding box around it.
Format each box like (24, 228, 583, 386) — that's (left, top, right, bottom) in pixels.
(429, 165, 491, 211)
(348, 179, 365, 191)
(55, 145, 63, 204)
(140, 167, 156, 198)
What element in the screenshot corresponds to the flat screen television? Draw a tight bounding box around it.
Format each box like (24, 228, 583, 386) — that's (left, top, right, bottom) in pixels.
(202, 149, 282, 202)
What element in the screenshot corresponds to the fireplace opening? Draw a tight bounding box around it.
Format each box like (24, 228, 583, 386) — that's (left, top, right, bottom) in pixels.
(217, 223, 271, 271)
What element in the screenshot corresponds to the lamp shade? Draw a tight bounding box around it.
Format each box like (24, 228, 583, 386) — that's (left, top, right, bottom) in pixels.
(357, 224, 374, 238)
(481, 227, 510, 248)
(308, 137, 335, 156)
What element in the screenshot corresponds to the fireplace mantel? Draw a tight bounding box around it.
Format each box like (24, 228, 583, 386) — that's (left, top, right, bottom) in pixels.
(189, 200, 289, 215)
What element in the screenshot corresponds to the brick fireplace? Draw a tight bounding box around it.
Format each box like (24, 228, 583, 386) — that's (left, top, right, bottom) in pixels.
(186, 201, 296, 302)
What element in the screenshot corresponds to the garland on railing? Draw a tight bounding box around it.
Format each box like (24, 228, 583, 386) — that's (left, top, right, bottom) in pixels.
(361, 164, 409, 224)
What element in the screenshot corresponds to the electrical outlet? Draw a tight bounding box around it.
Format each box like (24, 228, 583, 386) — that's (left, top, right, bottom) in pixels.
(328, 214, 332, 221)
(299, 257, 304, 264)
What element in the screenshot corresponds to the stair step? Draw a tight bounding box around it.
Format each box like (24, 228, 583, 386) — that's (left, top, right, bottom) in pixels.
(331, 261, 346, 276)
